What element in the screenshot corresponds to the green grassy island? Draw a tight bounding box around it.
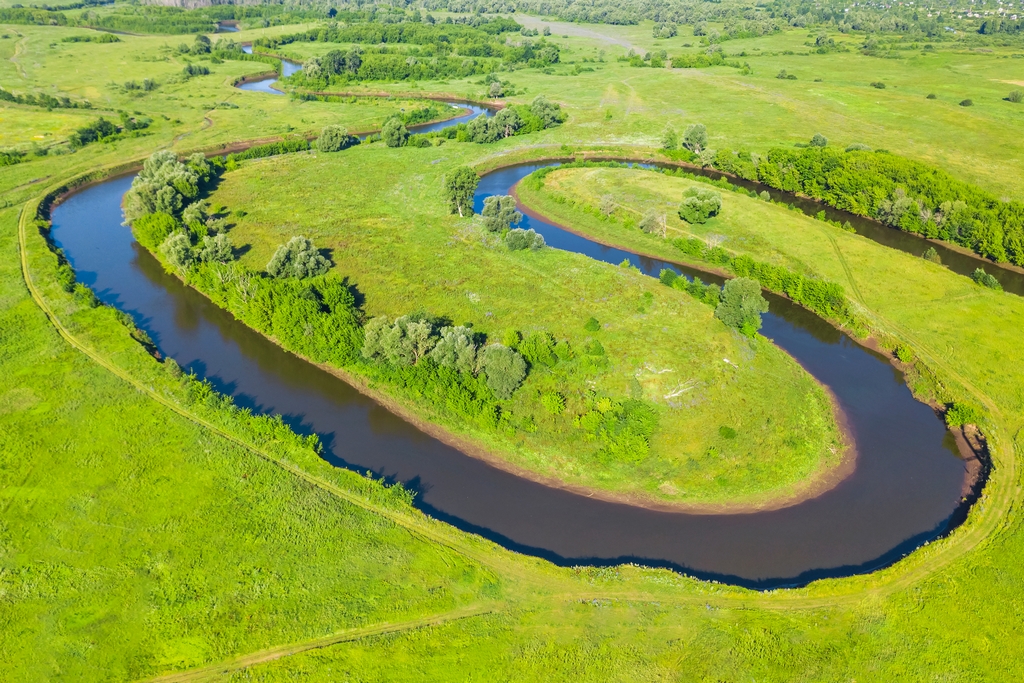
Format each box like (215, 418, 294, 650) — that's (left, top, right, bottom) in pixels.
(3, 3, 1024, 679)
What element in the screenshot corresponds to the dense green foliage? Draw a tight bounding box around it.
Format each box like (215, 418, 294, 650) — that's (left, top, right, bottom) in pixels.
(714, 276, 770, 336)
(481, 194, 522, 232)
(0, 85, 91, 110)
(711, 146, 1024, 266)
(678, 186, 722, 224)
(316, 125, 359, 153)
(444, 166, 479, 217)
(263, 20, 559, 85)
(266, 236, 332, 279)
(505, 227, 546, 250)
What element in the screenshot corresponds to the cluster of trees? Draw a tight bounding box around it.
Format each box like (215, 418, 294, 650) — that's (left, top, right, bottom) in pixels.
(718, 146, 1024, 266)
(429, 98, 565, 146)
(267, 236, 331, 279)
(572, 395, 659, 464)
(479, 194, 546, 250)
(316, 125, 359, 153)
(68, 112, 150, 149)
(261, 22, 559, 85)
(678, 187, 722, 224)
(659, 270, 768, 336)
(669, 50, 740, 69)
(0, 86, 91, 110)
(61, 33, 119, 43)
(124, 150, 216, 225)
(363, 316, 527, 399)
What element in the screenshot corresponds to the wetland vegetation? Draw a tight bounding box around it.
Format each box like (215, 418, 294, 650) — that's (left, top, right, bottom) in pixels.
(3, 1, 1024, 679)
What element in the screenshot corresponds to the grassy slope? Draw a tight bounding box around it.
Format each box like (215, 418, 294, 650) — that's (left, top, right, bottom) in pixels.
(1, 19, 1024, 681)
(207, 144, 841, 505)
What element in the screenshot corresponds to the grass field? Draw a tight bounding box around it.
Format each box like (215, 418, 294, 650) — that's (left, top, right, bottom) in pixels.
(3, 13, 1024, 681)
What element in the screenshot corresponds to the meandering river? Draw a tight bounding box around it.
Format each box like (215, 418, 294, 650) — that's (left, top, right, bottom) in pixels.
(45, 90, 980, 588)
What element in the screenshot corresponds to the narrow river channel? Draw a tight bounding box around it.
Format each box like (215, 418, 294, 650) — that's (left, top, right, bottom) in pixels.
(45, 91, 978, 588)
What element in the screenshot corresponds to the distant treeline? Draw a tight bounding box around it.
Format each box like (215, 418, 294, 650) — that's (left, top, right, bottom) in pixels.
(0, 86, 91, 110)
(259, 21, 559, 85)
(0, 4, 327, 33)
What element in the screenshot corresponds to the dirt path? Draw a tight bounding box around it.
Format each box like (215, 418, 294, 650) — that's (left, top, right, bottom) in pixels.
(142, 604, 496, 682)
(10, 33, 28, 79)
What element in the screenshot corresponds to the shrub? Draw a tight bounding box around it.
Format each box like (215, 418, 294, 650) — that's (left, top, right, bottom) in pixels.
(1007, 90, 1024, 103)
(845, 143, 872, 152)
(427, 325, 479, 374)
(971, 268, 1002, 290)
(945, 402, 982, 427)
(894, 344, 914, 363)
(317, 125, 358, 152)
(197, 234, 233, 263)
(678, 186, 722, 224)
(132, 211, 178, 251)
(758, 190, 771, 201)
(541, 391, 565, 415)
(382, 118, 409, 147)
(159, 232, 193, 272)
(478, 344, 527, 399)
(584, 317, 601, 332)
(870, 81, 886, 89)
(519, 331, 559, 367)
(714, 277, 768, 336)
(266, 236, 331, 279)
(810, 133, 828, 147)
(638, 210, 661, 234)
(926, 93, 937, 99)
(959, 99, 973, 107)
(505, 228, 545, 250)
(921, 247, 942, 264)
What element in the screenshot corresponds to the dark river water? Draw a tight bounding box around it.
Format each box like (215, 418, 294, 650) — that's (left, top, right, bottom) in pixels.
(46, 114, 976, 590)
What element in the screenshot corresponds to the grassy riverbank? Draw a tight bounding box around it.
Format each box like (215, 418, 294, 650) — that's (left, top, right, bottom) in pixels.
(200, 144, 844, 508)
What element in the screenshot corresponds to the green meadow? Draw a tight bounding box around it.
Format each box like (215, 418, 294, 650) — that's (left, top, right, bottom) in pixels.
(2, 8, 1024, 680)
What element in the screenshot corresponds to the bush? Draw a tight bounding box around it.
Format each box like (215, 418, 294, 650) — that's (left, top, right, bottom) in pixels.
(132, 212, 178, 251)
(267, 236, 331, 279)
(714, 277, 768, 336)
(382, 118, 409, 147)
(810, 133, 828, 147)
(197, 234, 233, 263)
(317, 125, 358, 152)
(584, 317, 601, 332)
(678, 186, 722, 224)
(505, 228, 545, 250)
(845, 143, 872, 152)
(926, 93, 937, 99)
(1007, 90, 1024, 103)
(971, 268, 1002, 290)
(870, 81, 886, 89)
(921, 247, 942, 264)
(160, 232, 193, 272)
(959, 99, 973, 107)
(478, 344, 527, 399)
(541, 391, 565, 415)
(945, 402, 982, 427)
